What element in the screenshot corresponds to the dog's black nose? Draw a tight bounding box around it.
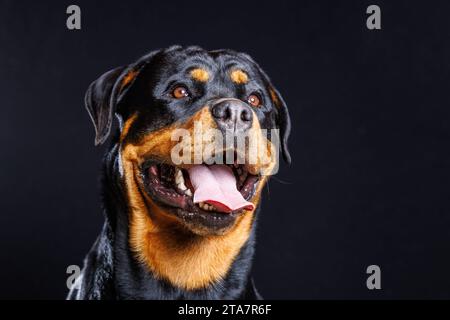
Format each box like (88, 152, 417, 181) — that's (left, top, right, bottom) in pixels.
(211, 99, 253, 133)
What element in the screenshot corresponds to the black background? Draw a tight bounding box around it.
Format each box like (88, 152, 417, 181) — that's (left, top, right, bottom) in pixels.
(1, 0, 450, 299)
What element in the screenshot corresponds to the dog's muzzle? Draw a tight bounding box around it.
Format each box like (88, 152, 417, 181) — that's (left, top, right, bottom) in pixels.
(210, 98, 253, 135)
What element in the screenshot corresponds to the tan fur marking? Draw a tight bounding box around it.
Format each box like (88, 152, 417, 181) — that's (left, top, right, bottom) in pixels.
(230, 69, 249, 84)
(119, 106, 274, 290)
(120, 69, 139, 91)
(120, 113, 138, 143)
(190, 68, 210, 82)
(269, 87, 281, 108)
(246, 110, 278, 176)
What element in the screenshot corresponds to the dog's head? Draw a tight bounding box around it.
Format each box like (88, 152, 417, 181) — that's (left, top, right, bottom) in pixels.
(85, 46, 291, 289)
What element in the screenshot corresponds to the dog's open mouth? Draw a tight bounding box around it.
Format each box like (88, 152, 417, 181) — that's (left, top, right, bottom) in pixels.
(141, 161, 260, 221)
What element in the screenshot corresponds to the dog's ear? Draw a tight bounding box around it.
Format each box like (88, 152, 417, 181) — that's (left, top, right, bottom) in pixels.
(85, 63, 144, 146)
(268, 85, 291, 164)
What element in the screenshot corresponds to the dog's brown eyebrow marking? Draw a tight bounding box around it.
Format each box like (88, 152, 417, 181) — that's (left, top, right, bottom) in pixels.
(190, 68, 210, 82)
(230, 69, 249, 84)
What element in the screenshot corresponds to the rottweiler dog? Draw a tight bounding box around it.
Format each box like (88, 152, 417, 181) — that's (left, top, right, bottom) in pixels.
(67, 45, 291, 300)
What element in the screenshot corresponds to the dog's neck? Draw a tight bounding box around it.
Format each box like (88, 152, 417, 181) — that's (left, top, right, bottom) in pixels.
(99, 144, 258, 299)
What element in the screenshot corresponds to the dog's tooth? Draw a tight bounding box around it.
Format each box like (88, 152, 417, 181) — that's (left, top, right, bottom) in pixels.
(175, 168, 189, 191)
(175, 168, 182, 182)
(185, 189, 192, 196)
(178, 181, 187, 190)
(200, 202, 211, 211)
(177, 168, 184, 181)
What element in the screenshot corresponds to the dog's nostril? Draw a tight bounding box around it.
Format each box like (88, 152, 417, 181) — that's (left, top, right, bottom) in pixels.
(212, 103, 234, 121)
(224, 106, 232, 120)
(240, 109, 252, 122)
(212, 103, 228, 120)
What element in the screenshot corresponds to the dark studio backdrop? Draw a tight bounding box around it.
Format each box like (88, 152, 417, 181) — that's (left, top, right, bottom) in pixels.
(1, 0, 450, 299)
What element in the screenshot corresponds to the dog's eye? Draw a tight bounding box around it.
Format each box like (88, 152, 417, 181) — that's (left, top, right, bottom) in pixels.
(172, 86, 190, 99)
(247, 93, 261, 107)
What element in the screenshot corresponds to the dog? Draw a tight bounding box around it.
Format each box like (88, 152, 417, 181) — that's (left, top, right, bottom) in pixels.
(67, 45, 291, 300)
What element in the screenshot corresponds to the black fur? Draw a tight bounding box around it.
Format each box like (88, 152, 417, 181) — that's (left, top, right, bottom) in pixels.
(68, 46, 290, 300)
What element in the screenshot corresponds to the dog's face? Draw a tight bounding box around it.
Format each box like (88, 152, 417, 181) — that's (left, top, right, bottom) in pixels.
(86, 46, 291, 236)
(85, 46, 290, 289)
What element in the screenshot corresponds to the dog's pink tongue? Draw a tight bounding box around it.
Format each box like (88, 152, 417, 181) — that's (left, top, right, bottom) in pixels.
(187, 165, 254, 213)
